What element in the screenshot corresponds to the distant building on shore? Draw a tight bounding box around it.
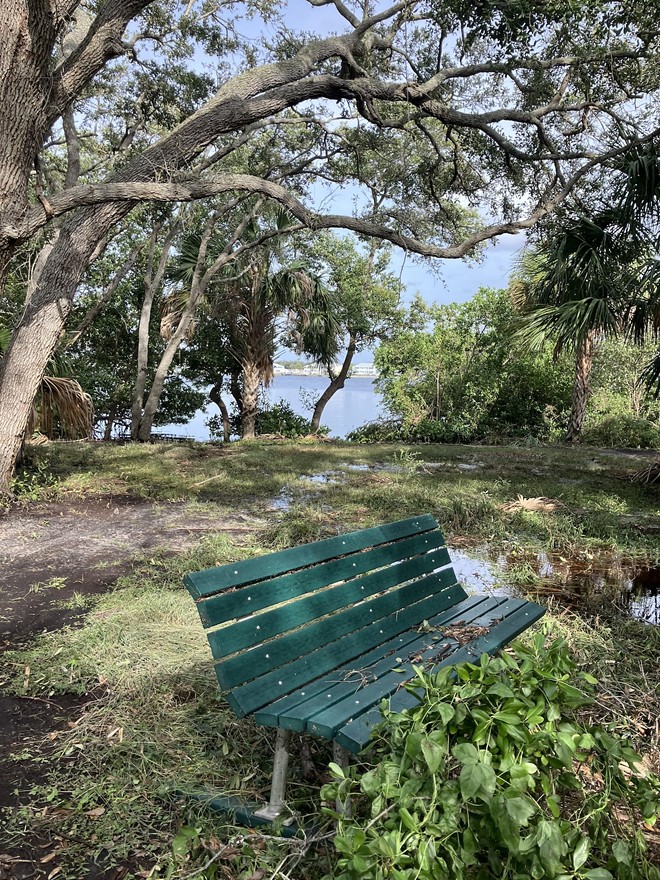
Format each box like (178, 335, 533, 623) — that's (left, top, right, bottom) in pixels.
(350, 362, 378, 378)
(272, 361, 379, 378)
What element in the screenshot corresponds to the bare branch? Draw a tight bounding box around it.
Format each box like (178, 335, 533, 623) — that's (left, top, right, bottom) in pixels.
(306, 0, 360, 27)
(66, 237, 147, 346)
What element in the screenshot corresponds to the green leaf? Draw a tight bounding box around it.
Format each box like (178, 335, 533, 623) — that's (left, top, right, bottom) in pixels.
(399, 807, 418, 832)
(435, 702, 455, 725)
(612, 840, 632, 866)
(494, 711, 523, 725)
(505, 796, 537, 826)
(329, 762, 345, 778)
(584, 870, 613, 880)
(460, 763, 485, 800)
(405, 732, 423, 760)
(452, 743, 479, 764)
(572, 836, 590, 870)
(487, 682, 515, 698)
(421, 738, 443, 774)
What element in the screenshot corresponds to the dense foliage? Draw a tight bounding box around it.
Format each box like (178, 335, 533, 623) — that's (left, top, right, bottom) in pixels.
(373, 289, 573, 444)
(324, 638, 660, 880)
(207, 399, 326, 440)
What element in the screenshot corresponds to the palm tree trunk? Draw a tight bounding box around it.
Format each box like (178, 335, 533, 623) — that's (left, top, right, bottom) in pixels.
(241, 362, 261, 439)
(210, 381, 231, 442)
(565, 331, 596, 443)
(310, 335, 356, 433)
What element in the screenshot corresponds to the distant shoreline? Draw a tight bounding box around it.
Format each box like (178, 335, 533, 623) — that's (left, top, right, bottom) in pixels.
(274, 371, 379, 379)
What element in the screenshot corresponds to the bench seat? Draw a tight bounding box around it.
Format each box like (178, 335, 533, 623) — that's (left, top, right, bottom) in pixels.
(184, 514, 544, 821)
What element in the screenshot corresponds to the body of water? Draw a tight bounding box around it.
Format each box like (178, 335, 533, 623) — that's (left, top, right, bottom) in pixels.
(159, 375, 384, 440)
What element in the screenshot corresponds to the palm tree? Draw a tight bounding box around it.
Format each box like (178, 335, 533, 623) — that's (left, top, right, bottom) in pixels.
(165, 218, 340, 439)
(515, 144, 660, 443)
(210, 256, 340, 439)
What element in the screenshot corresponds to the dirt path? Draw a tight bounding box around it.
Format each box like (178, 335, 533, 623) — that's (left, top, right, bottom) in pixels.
(0, 496, 263, 879)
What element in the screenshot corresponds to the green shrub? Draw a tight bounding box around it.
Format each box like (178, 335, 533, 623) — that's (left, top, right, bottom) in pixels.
(208, 399, 328, 440)
(324, 637, 660, 880)
(581, 415, 660, 449)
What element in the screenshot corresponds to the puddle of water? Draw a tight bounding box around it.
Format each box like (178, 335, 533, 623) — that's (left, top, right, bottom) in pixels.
(447, 546, 660, 625)
(305, 472, 340, 484)
(270, 489, 294, 511)
(507, 551, 660, 625)
(447, 549, 508, 596)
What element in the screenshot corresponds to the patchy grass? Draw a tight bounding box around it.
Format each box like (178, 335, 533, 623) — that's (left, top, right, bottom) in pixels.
(18, 440, 660, 558)
(2, 440, 660, 877)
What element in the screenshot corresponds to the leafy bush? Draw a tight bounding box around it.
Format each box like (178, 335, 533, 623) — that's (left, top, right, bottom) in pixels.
(324, 637, 660, 880)
(374, 289, 573, 444)
(581, 415, 660, 449)
(9, 448, 60, 503)
(208, 399, 328, 440)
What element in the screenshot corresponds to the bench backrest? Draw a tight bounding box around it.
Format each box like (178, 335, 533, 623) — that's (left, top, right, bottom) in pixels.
(184, 514, 467, 717)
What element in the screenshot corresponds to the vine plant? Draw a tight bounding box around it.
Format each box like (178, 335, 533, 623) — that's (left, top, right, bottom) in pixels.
(323, 636, 660, 880)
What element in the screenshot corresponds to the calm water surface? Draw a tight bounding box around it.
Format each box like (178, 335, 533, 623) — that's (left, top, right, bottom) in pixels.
(161, 375, 384, 440)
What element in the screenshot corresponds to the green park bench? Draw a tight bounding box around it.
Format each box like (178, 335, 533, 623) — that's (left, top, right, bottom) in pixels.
(184, 514, 545, 826)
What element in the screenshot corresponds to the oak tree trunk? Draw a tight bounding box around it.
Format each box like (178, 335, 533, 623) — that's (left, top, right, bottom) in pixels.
(310, 335, 356, 433)
(565, 331, 595, 443)
(210, 381, 231, 442)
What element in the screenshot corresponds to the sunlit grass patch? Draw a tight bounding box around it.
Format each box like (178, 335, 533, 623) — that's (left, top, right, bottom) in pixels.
(2, 535, 336, 876)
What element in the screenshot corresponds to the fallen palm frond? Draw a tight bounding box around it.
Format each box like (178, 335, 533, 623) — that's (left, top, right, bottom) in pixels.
(31, 376, 94, 440)
(500, 495, 565, 512)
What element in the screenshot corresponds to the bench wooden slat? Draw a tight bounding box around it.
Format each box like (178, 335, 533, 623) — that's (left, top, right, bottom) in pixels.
(216, 568, 465, 691)
(208, 539, 451, 658)
(334, 599, 546, 754)
(195, 529, 448, 629)
(258, 596, 503, 730)
(185, 514, 438, 599)
(307, 597, 525, 739)
(253, 594, 492, 729)
(223, 578, 468, 716)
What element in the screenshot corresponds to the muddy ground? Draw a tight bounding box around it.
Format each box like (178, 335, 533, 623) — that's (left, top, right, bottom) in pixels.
(0, 496, 261, 879)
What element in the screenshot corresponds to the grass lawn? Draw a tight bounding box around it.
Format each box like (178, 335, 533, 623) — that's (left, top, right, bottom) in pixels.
(1, 439, 659, 878)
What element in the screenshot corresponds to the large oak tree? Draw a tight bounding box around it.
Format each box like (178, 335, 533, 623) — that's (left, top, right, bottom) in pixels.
(1, 0, 659, 493)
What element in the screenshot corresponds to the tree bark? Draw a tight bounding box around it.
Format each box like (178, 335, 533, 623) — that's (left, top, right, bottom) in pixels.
(565, 331, 596, 443)
(310, 335, 356, 432)
(130, 221, 177, 440)
(210, 381, 231, 442)
(103, 402, 118, 441)
(0, 0, 57, 287)
(241, 361, 261, 439)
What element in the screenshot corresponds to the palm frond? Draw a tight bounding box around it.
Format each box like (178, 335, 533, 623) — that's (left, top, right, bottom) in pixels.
(36, 376, 93, 439)
(160, 293, 196, 342)
(517, 298, 619, 353)
(616, 143, 660, 224)
(641, 349, 660, 398)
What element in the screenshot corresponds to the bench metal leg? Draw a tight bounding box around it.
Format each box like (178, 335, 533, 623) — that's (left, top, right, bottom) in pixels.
(333, 741, 351, 817)
(254, 728, 291, 821)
